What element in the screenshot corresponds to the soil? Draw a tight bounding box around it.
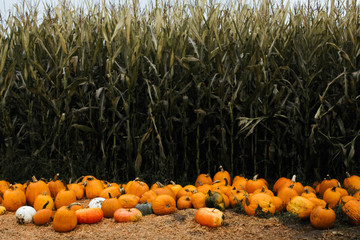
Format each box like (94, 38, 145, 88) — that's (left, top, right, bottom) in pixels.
(0, 199, 359, 240)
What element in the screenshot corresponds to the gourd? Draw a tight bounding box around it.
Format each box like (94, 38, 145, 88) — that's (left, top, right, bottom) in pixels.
(88, 197, 105, 208)
(205, 190, 225, 211)
(15, 206, 36, 224)
(135, 203, 153, 216)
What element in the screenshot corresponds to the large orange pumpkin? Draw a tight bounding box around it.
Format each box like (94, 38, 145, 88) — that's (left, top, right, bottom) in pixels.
(152, 195, 176, 215)
(195, 207, 224, 227)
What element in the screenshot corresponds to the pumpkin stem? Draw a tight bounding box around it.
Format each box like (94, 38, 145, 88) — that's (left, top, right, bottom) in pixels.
(337, 182, 342, 188)
(291, 175, 296, 182)
(134, 177, 141, 181)
(346, 172, 351, 178)
(253, 174, 259, 181)
(224, 177, 228, 186)
(196, 181, 204, 186)
(53, 173, 59, 181)
(212, 180, 221, 185)
(75, 176, 84, 184)
(32, 176, 38, 182)
(289, 184, 294, 189)
(331, 186, 337, 191)
(326, 174, 331, 180)
(67, 202, 82, 210)
(219, 166, 224, 172)
(185, 196, 190, 201)
(42, 200, 50, 209)
(108, 192, 112, 199)
(170, 180, 176, 186)
(304, 188, 309, 194)
(324, 203, 329, 209)
(261, 186, 266, 192)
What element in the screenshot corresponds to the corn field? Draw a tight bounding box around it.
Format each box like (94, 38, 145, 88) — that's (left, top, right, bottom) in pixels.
(0, 0, 359, 183)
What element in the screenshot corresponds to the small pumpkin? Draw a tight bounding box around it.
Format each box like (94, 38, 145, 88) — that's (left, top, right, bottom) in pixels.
(246, 174, 267, 194)
(277, 184, 299, 205)
(243, 193, 275, 216)
(101, 193, 122, 218)
(88, 197, 105, 208)
(125, 178, 149, 198)
(135, 203, 153, 216)
(195, 207, 224, 227)
(205, 190, 225, 211)
(114, 208, 142, 222)
(310, 204, 336, 229)
(53, 203, 78, 232)
(76, 207, 103, 224)
(318, 175, 339, 198)
(15, 206, 36, 224)
(152, 194, 176, 215)
(177, 196, 193, 210)
(84, 177, 104, 199)
(67, 177, 85, 200)
(118, 194, 140, 208)
(0, 206, 6, 215)
(2, 185, 26, 211)
(25, 176, 51, 207)
(191, 192, 206, 209)
(213, 166, 231, 185)
(47, 173, 66, 198)
(286, 196, 315, 220)
(195, 174, 213, 187)
(33, 201, 53, 226)
(34, 191, 54, 211)
(323, 186, 341, 208)
(55, 186, 77, 209)
(343, 172, 360, 193)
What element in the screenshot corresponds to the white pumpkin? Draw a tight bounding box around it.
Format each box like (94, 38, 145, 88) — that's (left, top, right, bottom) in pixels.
(15, 206, 36, 224)
(88, 197, 105, 208)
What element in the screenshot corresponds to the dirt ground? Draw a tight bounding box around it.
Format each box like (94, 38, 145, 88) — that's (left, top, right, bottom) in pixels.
(0, 199, 359, 240)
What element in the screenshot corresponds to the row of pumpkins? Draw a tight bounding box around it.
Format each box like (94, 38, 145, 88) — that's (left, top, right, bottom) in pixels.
(0, 166, 360, 231)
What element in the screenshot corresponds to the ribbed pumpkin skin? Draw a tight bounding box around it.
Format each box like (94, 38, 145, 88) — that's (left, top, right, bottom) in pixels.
(152, 195, 176, 215)
(52, 205, 77, 232)
(195, 207, 224, 227)
(342, 200, 360, 225)
(310, 205, 336, 229)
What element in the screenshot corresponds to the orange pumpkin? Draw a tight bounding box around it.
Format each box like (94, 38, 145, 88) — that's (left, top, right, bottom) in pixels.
(76, 207, 103, 224)
(47, 173, 66, 198)
(33, 201, 54, 226)
(177, 196, 193, 210)
(310, 204, 336, 229)
(118, 194, 140, 208)
(342, 200, 360, 225)
(34, 192, 54, 211)
(114, 208, 142, 222)
(191, 192, 206, 209)
(101, 193, 122, 218)
(213, 166, 231, 185)
(243, 193, 275, 216)
(343, 172, 360, 193)
(318, 175, 339, 197)
(125, 178, 149, 198)
(139, 190, 158, 204)
(53, 203, 78, 232)
(2, 185, 26, 211)
(152, 195, 176, 215)
(55, 187, 77, 209)
(195, 174, 213, 187)
(84, 177, 104, 199)
(195, 207, 224, 227)
(323, 186, 341, 209)
(286, 196, 315, 220)
(67, 177, 85, 200)
(277, 184, 299, 205)
(246, 174, 267, 193)
(25, 176, 51, 207)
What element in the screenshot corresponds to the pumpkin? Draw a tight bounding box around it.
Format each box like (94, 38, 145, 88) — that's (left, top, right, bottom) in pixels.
(114, 208, 142, 222)
(205, 190, 225, 211)
(84, 177, 104, 199)
(343, 172, 360, 193)
(99, 186, 122, 199)
(243, 193, 275, 216)
(25, 176, 51, 207)
(76, 207, 103, 224)
(277, 184, 299, 205)
(310, 204, 336, 229)
(89, 197, 105, 208)
(152, 186, 176, 200)
(191, 192, 206, 209)
(318, 175, 339, 197)
(176, 187, 195, 200)
(125, 178, 149, 198)
(286, 196, 315, 220)
(152, 194, 176, 215)
(33, 201, 53, 226)
(273, 176, 291, 193)
(307, 197, 327, 208)
(55, 186, 77, 209)
(195, 174, 213, 187)
(2, 185, 26, 211)
(34, 191, 54, 211)
(150, 181, 164, 191)
(253, 186, 274, 197)
(340, 195, 355, 205)
(118, 194, 140, 208)
(228, 189, 247, 208)
(196, 183, 212, 195)
(135, 203, 153, 216)
(232, 176, 247, 191)
(246, 174, 267, 193)
(0, 206, 6, 215)
(47, 173, 66, 198)
(139, 190, 158, 204)
(53, 203, 78, 232)
(177, 196, 193, 210)
(101, 193, 122, 218)
(301, 188, 317, 199)
(67, 177, 85, 200)
(213, 166, 231, 185)
(335, 183, 349, 197)
(15, 206, 36, 224)
(277, 175, 304, 195)
(0, 180, 10, 195)
(13, 183, 26, 193)
(167, 181, 183, 197)
(342, 200, 360, 225)
(323, 186, 341, 208)
(195, 207, 224, 227)
(273, 196, 285, 213)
